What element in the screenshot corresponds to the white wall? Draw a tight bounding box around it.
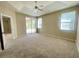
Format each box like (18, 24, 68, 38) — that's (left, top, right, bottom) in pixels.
(0, 4, 17, 39)
(0, 4, 31, 39)
(16, 12, 26, 37)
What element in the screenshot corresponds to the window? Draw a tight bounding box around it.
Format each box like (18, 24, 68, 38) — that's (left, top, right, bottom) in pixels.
(38, 17, 42, 29)
(60, 11, 75, 31)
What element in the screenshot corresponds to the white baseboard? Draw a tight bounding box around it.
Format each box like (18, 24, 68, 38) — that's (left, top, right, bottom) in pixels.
(40, 33, 75, 42)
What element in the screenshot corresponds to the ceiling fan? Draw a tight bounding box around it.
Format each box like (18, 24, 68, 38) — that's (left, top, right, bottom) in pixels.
(34, 1, 44, 12)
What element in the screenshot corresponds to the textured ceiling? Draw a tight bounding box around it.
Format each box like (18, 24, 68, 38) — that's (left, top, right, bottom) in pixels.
(2, 1, 79, 17)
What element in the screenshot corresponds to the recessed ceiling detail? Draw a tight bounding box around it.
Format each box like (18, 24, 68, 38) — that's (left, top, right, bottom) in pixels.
(4, 1, 79, 17)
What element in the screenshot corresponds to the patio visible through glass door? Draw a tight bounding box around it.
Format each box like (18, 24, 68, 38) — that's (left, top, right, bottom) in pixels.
(26, 17, 36, 34)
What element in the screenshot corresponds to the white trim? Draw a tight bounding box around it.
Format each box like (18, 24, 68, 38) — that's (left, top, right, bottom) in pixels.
(0, 13, 13, 39)
(59, 11, 76, 33)
(1, 13, 12, 34)
(0, 13, 14, 48)
(41, 33, 75, 42)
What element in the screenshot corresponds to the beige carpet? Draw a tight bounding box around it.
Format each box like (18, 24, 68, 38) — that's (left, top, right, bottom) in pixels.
(0, 34, 79, 58)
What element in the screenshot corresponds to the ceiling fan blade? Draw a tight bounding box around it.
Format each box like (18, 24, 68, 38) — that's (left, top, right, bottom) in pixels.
(38, 8, 48, 12)
(37, 7, 44, 12)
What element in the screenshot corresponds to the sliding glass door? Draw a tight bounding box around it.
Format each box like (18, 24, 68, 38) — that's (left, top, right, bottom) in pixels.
(26, 17, 36, 34)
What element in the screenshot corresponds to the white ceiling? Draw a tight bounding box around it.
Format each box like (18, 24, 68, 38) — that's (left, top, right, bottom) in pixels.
(4, 1, 79, 17)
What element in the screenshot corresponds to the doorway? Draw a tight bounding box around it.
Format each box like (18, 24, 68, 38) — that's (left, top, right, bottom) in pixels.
(0, 15, 12, 49)
(26, 17, 36, 34)
(2, 16, 12, 34)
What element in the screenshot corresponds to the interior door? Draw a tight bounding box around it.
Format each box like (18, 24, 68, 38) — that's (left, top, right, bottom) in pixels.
(0, 16, 4, 50)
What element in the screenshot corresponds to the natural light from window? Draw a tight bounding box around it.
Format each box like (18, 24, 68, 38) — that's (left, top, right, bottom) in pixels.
(60, 11, 75, 31)
(26, 17, 36, 34)
(38, 17, 42, 29)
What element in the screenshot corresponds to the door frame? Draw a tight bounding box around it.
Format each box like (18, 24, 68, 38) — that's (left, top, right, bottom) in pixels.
(0, 13, 12, 50)
(1, 14, 12, 34)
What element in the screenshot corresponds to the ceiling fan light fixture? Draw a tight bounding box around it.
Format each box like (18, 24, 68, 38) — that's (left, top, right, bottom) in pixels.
(35, 6, 38, 9)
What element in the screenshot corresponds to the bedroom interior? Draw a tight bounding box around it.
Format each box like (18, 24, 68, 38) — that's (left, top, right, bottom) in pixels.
(0, 1, 79, 58)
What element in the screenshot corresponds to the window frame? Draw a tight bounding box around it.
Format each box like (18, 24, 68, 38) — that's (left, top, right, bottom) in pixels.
(59, 11, 76, 32)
